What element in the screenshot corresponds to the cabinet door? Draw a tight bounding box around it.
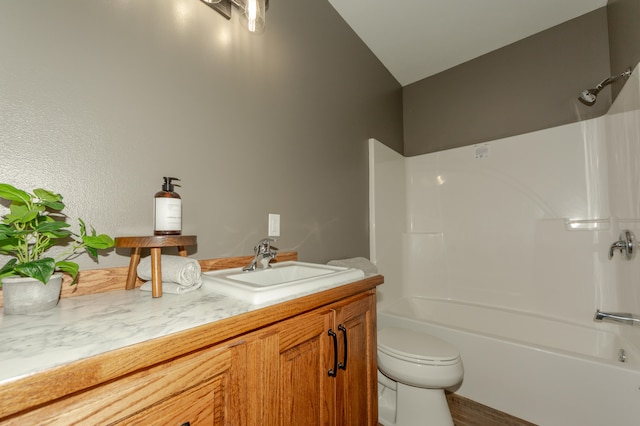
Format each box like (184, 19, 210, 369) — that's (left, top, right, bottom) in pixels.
(261, 308, 336, 426)
(335, 293, 377, 426)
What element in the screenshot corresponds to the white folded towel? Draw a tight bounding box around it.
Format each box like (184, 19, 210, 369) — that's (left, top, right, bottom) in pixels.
(137, 255, 203, 295)
(327, 257, 378, 275)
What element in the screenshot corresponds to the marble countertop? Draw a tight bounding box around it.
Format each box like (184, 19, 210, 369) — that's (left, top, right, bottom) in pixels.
(0, 283, 279, 386)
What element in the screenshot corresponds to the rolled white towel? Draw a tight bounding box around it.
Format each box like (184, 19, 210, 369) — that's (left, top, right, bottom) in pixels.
(327, 257, 378, 275)
(137, 255, 203, 294)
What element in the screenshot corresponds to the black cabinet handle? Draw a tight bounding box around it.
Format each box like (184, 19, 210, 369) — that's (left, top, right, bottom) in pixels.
(181, 422, 191, 426)
(338, 324, 347, 370)
(328, 329, 338, 377)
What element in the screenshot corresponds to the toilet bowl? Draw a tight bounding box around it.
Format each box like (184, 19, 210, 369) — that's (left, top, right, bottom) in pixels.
(377, 327, 463, 426)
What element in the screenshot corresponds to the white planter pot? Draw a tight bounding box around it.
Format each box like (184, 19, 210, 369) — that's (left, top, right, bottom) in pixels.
(1, 273, 63, 315)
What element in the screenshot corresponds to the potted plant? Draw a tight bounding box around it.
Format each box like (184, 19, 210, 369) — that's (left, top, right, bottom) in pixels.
(0, 183, 114, 314)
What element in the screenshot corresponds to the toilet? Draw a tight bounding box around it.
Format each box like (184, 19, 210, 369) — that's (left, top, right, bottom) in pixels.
(377, 327, 464, 426)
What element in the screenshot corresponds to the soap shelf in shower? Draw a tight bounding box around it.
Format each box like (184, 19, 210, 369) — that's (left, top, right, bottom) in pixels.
(564, 218, 610, 231)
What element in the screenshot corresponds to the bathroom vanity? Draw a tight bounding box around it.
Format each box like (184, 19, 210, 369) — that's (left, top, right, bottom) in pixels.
(0, 253, 382, 425)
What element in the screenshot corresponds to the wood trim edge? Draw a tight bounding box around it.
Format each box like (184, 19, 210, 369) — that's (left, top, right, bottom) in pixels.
(0, 252, 298, 307)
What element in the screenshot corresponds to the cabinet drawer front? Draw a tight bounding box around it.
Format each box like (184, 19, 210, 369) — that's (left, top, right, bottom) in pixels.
(276, 309, 332, 353)
(6, 345, 235, 425)
(115, 377, 218, 425)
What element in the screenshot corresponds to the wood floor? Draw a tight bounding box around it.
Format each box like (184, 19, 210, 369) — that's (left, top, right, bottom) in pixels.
(446, 393, 536, 426)
(377, 393, 536, 426)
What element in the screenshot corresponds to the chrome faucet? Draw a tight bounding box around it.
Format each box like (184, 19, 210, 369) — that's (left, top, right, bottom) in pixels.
(594, 310, 640, 326)
(243, 238, 278, 271)
(609, 230, 635, 260)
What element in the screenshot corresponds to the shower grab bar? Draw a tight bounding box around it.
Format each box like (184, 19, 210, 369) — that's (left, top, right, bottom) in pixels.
(594, 310, 640, 326)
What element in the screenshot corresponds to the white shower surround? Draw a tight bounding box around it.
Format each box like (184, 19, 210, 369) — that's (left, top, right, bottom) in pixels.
(370, 65, 640, 423)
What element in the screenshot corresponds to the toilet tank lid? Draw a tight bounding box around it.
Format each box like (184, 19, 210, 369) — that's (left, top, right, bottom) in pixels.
(378, 327, 460, 363)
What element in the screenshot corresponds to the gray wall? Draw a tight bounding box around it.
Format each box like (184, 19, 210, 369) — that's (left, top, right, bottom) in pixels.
(403, 8, 611, 156)
(0, 0, 403, 270)
(609, 0, 640, 98)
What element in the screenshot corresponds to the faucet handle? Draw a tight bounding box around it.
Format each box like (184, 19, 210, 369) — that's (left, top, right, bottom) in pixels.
(255, 238, 278, 253)
(609, 230, 635, 260)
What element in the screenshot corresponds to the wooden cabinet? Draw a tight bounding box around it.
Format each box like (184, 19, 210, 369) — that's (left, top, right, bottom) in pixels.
(5, 339, 247, 425)
(0, 279, 381, 426)
(252, 291, 377, 426)
(262, 307, 335, 425)
(334, 293, 377, 425)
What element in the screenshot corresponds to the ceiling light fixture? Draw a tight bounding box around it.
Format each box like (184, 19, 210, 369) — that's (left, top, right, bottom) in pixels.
(201, 0, 268, 34)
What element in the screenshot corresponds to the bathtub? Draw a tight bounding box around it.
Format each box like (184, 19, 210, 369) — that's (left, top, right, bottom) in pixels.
(378, 297, 640, 425)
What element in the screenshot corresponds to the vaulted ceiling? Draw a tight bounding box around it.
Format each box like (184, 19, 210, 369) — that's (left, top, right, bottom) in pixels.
(328, 0, 608, 86)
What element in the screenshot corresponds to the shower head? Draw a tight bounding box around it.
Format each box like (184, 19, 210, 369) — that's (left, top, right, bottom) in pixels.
(578, 67, 632, 106)
(578, 88, 599, 105)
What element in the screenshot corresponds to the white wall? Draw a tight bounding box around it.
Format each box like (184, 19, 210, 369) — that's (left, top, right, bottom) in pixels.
(371, 65, 640, 331)
(605, 69, 640, 347)
(368, 139, 405, 308)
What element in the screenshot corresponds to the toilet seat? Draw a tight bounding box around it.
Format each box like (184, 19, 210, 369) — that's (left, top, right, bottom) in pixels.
(378, 327, 461, 366)
(377, 327, 464, 425)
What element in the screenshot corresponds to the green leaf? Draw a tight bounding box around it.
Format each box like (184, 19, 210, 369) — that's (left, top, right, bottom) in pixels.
(0, 259, 19, 285)
(36, 220, 71, 237)
(34, 188, 65, 211)
(79, 218, 87, 237)
(85, 245, 98, 258)
(0, 258, 17, 275)
(33, 188, 62, 202)
(56, 261, 79, 285)
(0, 261, 18, 289)
(84, 233, 114, 259)
(14, 258, 56, 284)
(0, 183, 31, 204)
(5, 204, 40, 224)
(83, 234, 115, 250)
(0, 237, 20, 254)
(43, 200, 65, 211)
(0, 224, 14, 239)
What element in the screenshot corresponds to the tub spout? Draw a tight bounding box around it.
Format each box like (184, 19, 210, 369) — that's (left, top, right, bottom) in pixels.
(594, 310, 640, 326)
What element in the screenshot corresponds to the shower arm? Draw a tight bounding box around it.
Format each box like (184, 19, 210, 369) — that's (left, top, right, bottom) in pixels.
(593, 77, 612, 92)
(594, 68, 632, 93)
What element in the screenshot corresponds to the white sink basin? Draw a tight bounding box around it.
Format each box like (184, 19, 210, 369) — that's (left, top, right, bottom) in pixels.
(201, 261, 365, 304)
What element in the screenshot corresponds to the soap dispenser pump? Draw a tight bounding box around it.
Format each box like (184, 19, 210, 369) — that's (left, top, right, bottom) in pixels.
(154, 177, 182, 236)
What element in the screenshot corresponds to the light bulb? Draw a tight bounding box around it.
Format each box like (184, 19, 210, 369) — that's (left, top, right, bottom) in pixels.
(243, 0, 265, 33)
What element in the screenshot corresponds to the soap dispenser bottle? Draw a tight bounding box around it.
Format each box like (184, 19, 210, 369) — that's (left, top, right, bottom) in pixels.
(154, 177, 182, 236)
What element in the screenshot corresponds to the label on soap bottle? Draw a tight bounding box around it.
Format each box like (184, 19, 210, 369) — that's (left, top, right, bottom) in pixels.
(154, 197, 182, 233)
